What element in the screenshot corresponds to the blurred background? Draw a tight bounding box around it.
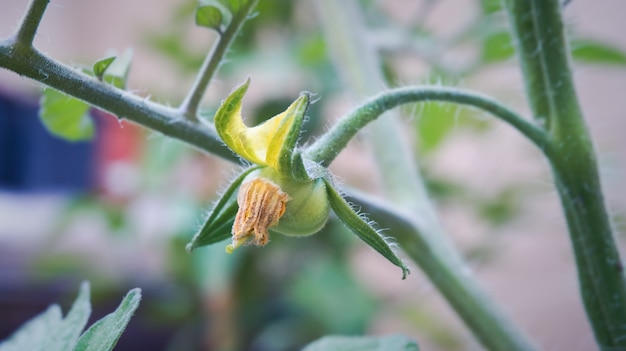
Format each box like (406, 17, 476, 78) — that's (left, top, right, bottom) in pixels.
(1, 0, 625, 350)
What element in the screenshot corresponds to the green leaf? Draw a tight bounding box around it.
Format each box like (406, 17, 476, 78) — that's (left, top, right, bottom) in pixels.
(102, 49, 133, 89)
(0, 306, 63, 351)
(92, 56, 116, 81)
(571, 39, 626, 66)
(39, 88, 94, 141)
(74, 288, 141, 351)
(302, 334, 419, 351)
(479, 0, 502, 14)
(482, 30, 514, 63)
(289, 259, 378, 333)
(51, 282, 91, 351)
(324, 178, 410, 279)
(415, 102, 456, 153)
(196, 6, 225, 31)
(0, 282, 90, 351)
(186, 166, 262, 251)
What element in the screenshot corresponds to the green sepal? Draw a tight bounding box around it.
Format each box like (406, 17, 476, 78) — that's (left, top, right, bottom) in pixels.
(186, 166, 262, 251)
(269, 92, 309, 177)
(324, 177, 410, 279)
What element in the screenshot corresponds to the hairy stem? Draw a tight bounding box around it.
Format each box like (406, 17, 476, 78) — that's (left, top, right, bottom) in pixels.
(178, 0, 259, 121)
(505, 0, 626, 348)
(0, 42, 237, 162)
(305, 86, 547, 167)
(315, 1, 537, 350)
(15, 0, 49, 46)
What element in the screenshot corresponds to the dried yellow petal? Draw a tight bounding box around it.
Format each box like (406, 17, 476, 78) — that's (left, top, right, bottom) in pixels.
(226, 177, 289, 253)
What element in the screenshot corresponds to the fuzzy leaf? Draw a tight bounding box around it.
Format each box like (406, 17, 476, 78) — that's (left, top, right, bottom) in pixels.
(0, 282, 90, 351)
(74, 288, 141, 351)
(302, 334, 419, 351)
(324, 178, 409, 279)
(51, 282, 91, 350)
(186, 166, 262, 251)
(571, 39, 626, 66)
(39, 88, 94, 141)
(0, 306, 63, 351)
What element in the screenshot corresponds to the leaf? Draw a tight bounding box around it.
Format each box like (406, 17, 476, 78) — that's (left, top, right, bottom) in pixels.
(571, 39, 626, 66)
(0, 306, 63, 351)
(302, 334, 419, 351)
(479, 0, 502, 14)
(289, 259, 378, 333)
(74, 288, 141, 351)
(186, 166, 262, 251)
(482, 30, 514, 63)
(0, 282, 90, 351)
(415, 102, 456, 153)
(39, 87, 94, 141)
(196, 6, 225, 31)
(324, 178, 410, 279)
(102, 48, 133, 89)
(92, 56, 116, 81)
(51, 282, 91, 351)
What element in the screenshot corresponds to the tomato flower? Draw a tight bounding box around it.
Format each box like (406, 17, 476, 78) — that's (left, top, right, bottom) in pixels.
(187, 79, 409, 279)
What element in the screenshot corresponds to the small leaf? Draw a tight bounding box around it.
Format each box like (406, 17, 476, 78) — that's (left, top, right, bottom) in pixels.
(186, 166, 262, 251)
(39, 88, 94, 141)
(324, 178, 410, 279)
(103, 48, 133, 89)
(0, 306, 63, 351)
(74, 288, 141, 351)
(482, 30, 514, 63)
(571, 39, 626, 66)
(51, 282, 91, 351)
(0, 282, 91, 351)
(302, 334, 419, 351)
(92, 56, 116, 81)
(415, 102, 456, 153)
(479, 0, 502, 14)
(196, 6, 225, 32)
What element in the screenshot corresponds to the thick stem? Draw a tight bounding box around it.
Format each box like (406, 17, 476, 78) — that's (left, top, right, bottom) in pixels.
(178, 0, 259, 121)
(348, 190, 538, 351)
(14, 0, 50, 46)
(0, 42, 237, 162)
(305, 86, 547, 167)
(315, 1, 537, 350)
(505, 0, 626, 348)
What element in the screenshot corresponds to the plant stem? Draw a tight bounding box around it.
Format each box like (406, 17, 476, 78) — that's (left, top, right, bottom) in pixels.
(315, 1, 537, 350)
(0, 42, 237, 162)
(505, 0, 626, 348)
(305, 86, 547, 167)
(178, 0, 259, 121)
(15, 0, 49, 46)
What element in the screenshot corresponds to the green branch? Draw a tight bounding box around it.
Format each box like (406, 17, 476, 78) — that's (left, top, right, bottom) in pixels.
(0, 42, 237, 162)
(304, 86, 547, 167)
(314, 1, 538, 351)
(504, 0, 626, 348)
(178, 0, 259, 121)
(14, 0, 49, 46)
